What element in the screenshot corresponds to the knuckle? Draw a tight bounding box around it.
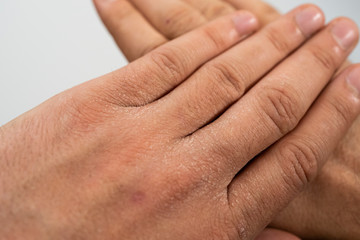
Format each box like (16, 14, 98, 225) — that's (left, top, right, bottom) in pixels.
(279, 139, 320, 190)
(264, 25, 292, 53)
(208, 61, 251, 98)
(327, 95, 355, 123)
(201, 25, 228, 51)
(308, 47, 338, 71)
(261, 85, 300, 135)
(149, 47, 186, 80)
(165, 7, 203, 37)
(202, 2, 232, 18)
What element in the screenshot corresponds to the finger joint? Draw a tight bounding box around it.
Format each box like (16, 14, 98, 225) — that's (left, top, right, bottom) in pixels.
(279, 139, 320, 190)
(261, 85, 300, 135)
(308, 47, 338, 71)
(149, 47, 186, 82)
(264, 25, 292, 54)
(209, 61, 249, 98)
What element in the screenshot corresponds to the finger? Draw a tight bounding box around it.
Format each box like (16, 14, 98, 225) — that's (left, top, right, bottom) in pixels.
(130, 0, 206, 39)
(157, 5, 324, 137)
(192, 17, 358, 175)
(101, 11, 258, 107)
(93, 0, 167, 61)
(255, 228, 301, 240)
(338, 60, 353, 74)
(224, 0, 280, 25)
(181, 0, 235, 20)
(227, 64, 360, 239)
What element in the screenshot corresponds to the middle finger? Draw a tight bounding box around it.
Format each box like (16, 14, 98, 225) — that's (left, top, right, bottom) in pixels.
(155, 5, 324, 137)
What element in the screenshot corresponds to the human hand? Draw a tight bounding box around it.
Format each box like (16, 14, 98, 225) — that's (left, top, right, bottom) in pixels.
(271, 116, 360, 239)
(94, 0, 360, 238)
(94, 0, 280, 61)
(1, 5, 360, 239)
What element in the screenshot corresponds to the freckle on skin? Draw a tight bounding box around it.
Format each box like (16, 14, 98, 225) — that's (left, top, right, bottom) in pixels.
(132, 191, 146, 204)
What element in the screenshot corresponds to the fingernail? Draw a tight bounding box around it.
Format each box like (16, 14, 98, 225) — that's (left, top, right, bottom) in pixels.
(295, 6, 324, 37)
(347, 67, 360, 94)
(332, 19, 358, 50)
(232, 12, 258, 35)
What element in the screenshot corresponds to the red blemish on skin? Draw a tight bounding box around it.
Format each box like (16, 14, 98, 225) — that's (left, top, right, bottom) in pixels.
(132, 191, 146, 204)
(165, 19, 171, 25)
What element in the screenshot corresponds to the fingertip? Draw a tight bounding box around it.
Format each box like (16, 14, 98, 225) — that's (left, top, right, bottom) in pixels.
(294, 4, 325, 18)
(232, 11, 260, 36)
(294, 4, 325, 37)
(289, 4, 325, 23)
(298, 3, 325, 18)
(330, 17, 359, 50)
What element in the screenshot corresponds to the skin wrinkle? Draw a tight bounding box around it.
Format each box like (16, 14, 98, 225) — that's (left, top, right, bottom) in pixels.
(1, 1, 360, 239)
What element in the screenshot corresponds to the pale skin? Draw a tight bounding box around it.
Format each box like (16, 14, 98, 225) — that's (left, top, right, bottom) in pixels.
(94, 0, 360, 239)
(0, 4, 360, 240)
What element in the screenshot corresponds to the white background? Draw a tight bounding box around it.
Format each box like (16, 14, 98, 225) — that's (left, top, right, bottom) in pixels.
(1, 0, 359, 125)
